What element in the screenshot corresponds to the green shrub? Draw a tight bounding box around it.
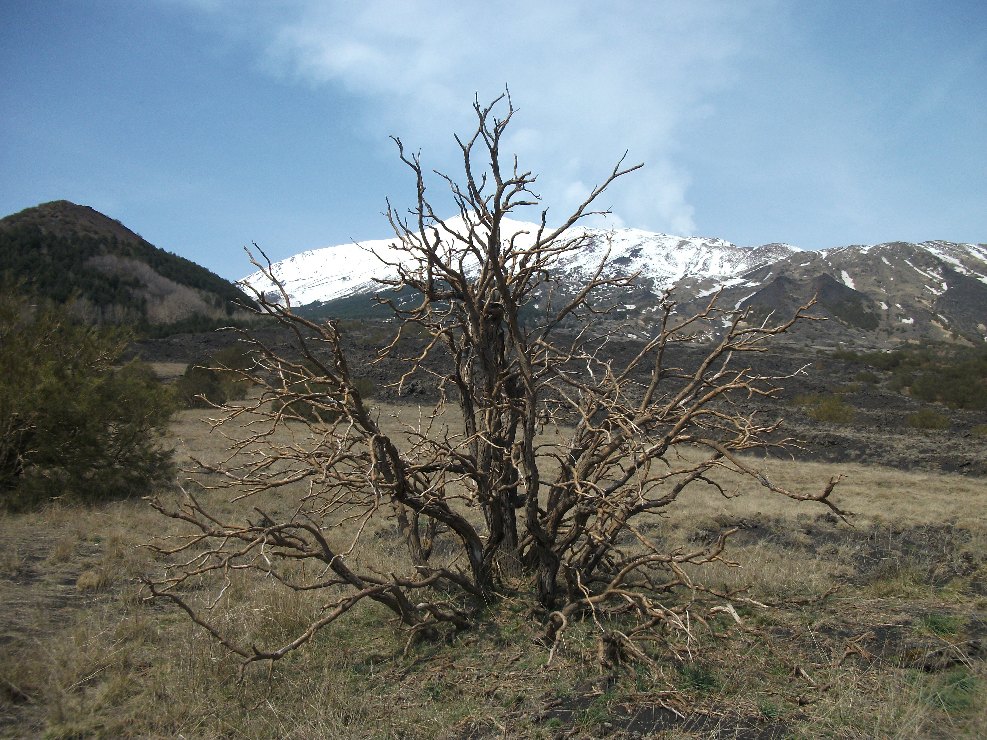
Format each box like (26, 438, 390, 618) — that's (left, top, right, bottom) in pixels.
(888, 369, 913, 393)
(174, 343, 254, 408)
(175, 364, 230, 408)
(0, 291, 175, 510)
(272, 375, 376, 422)
(910, 361, 987, 410)
(850, 346, 987, 410)
(796, 393, 855, 423)
(831, 349, 862, 363)
(854, 370, 880, 384)
(906, 409, 950, 430)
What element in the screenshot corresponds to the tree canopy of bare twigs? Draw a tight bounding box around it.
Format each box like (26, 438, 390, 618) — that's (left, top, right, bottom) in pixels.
(146, 93, 847, 671)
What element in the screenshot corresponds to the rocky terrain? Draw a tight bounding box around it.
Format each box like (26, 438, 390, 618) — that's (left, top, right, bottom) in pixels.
(136, 320, 987, 478)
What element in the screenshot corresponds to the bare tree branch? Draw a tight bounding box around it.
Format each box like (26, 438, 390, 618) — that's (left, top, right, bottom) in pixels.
(147, 93, 845, 672)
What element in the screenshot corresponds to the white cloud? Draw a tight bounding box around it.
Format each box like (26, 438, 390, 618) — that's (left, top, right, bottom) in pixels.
(198, 0, 778, 235)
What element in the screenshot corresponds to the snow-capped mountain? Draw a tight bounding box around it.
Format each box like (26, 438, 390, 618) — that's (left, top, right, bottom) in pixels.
(240, 216, 800, 306)
(711, 239, 987, 345)
(240, 218, 987, 347)
(551, 226, 799, 291)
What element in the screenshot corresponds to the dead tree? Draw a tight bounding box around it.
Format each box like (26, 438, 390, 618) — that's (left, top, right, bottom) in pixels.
(146, 93, 846, 668)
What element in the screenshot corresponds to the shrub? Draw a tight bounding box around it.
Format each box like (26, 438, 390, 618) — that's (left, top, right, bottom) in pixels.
(174, 343, 254, 408)
(0, 291, 175, 510)
(796, 393, 856, 423)
(175, 364, 227, 408)
(888, 370, 913, 393)
(854, 370, 879, 384)
(910, 361, 987, 411)
(852, 346, 987, 411)
(148, 94, 848, 677)
(906, 409, 950, 430)
(272, 374, 375, 421)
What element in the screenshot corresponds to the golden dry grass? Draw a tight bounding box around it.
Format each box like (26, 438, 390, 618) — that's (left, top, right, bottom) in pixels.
(1, 402, 985, 738)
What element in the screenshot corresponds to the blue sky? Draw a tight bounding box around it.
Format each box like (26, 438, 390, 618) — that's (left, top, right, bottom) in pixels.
(1, 1, 984, 280)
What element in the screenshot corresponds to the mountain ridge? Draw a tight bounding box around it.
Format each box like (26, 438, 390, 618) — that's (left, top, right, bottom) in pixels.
(241, 217, 987, 348)
(241, 216, 802, 304)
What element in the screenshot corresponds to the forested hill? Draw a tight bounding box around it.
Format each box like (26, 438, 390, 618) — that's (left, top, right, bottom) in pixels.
(0, 200, 255, 332)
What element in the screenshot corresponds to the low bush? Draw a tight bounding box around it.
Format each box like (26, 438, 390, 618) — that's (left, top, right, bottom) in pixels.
(854, 370, 880, 384)
(841, 345, 987, 411)
(0, 291, 175, 510)
(906, 408, 950, 430)
(272, 375, 376, 421)
(795, 393, 856, 423)
(174, 343, 254, 408)
(910, 360, 987, 410)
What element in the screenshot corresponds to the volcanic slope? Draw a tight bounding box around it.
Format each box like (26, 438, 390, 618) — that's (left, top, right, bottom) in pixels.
(241, 216, 987, 347)
(0, 200, 255, 329)
(241, 216, 798, 307)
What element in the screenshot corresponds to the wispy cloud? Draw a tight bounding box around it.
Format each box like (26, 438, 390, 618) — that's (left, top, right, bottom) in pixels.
(200, 0, 778, 234)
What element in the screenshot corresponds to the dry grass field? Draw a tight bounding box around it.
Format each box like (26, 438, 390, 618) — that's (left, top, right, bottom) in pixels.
(2, 403, 986, 738)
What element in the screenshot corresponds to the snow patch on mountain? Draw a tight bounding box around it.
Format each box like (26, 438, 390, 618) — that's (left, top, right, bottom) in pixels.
(238, 222, 987, 346)
(240, 217, 802, 306)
